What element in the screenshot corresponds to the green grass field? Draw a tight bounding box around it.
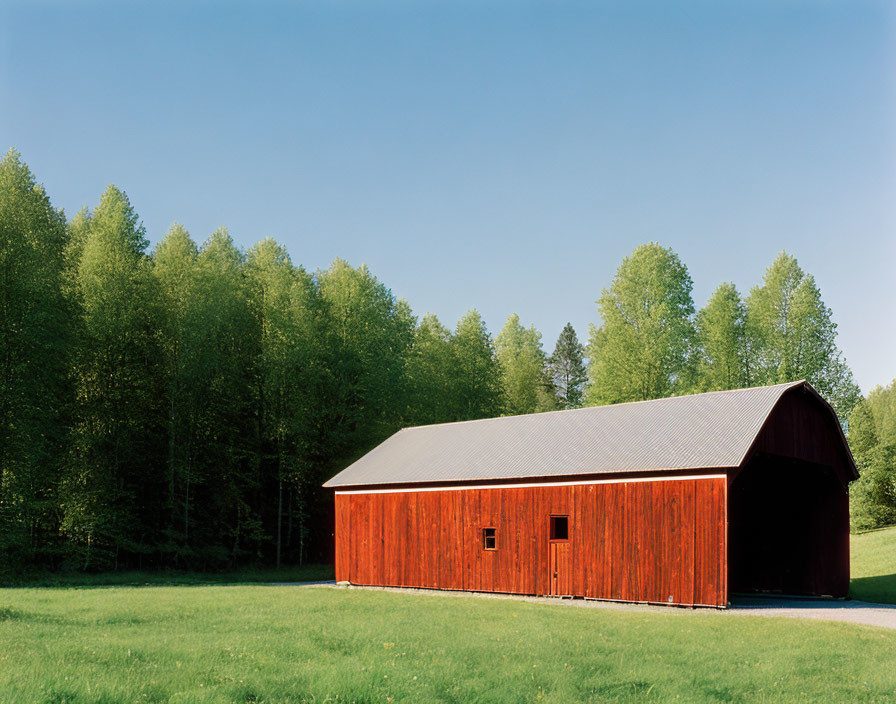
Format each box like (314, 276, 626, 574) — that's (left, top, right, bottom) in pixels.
(851, 525, 896, 604)
(2, 585, 896, 704)
(1, 528, 893, 703)
(0, 564, 334, 589)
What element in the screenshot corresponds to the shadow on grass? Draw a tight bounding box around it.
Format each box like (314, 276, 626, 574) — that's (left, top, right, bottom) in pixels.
(1, 564, 335, 589)
(850, 574, 896, 605)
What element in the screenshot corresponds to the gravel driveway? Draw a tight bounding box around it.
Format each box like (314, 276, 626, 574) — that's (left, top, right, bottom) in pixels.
(728, 596, 896, 630)
(293, 582, 896, 631)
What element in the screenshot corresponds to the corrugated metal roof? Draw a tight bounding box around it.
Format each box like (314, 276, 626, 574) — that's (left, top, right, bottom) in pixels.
(323, 381, 809, 488)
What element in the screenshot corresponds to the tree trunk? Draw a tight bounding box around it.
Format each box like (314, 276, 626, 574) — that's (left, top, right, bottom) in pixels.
(233, 503, 241, 559)
(276, 476, 283, 569)
(299, 510, 304, 566)
(169, 393, 176, 526)
(184, 467, 190, 546)
(286, 484, 293, 550)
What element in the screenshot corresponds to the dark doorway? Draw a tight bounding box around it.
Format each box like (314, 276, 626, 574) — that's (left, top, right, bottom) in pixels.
(549, 515, 570, 596)
(728, 454, 849, 597)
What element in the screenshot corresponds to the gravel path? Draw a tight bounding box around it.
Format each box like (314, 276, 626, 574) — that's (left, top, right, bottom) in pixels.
(288, 582, 896, 631)
(728, 596, 896, 630)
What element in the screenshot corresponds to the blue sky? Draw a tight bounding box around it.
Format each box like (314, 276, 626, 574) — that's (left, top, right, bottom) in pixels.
(2, 1, 894, 392)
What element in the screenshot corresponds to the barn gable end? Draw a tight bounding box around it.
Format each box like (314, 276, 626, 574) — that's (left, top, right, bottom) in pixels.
(743, 383, 857, 485)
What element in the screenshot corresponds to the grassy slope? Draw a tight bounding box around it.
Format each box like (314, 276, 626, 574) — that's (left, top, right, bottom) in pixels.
(1, 586, 895, 704)
(851, 525, 896, 604)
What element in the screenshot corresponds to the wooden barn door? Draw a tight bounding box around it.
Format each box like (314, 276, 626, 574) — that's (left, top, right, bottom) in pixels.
(549, 515, 571, 596)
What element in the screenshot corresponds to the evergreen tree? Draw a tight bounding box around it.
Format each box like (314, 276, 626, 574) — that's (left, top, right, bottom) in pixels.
(587, 243, 696, 405)
(0, 150, 70, 567)
(452, 310, 504, 420)
(495, 314, 554, 414)
(694, 282, 749, 392)
(746, 252, 861, 420)
(547, 323, 588, 409)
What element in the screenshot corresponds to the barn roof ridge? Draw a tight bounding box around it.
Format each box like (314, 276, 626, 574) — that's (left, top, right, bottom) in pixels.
(323, 379, 843, 489)
(394, 379, 807, 434)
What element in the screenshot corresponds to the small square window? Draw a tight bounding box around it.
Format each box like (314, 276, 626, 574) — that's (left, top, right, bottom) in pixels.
(483, 527, 496, 550)
(550, 516, 568, 541)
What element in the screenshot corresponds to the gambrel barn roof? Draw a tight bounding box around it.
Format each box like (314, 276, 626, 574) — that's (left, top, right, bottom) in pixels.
(324, 380, 855, 488)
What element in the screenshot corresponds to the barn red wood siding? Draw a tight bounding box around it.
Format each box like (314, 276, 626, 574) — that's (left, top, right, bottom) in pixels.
(334, 476, 727, 607)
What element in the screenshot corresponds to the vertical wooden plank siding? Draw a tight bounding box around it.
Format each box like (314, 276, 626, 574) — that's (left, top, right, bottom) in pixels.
(334, 493, 350, 583)
(335, 476, 728, 607)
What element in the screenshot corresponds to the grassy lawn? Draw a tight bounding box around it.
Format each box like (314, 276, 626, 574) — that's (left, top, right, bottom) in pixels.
(851, 525, 896, 604)
(0, 529, 892, 703)
(0, 564, 334, 589)
(1, 585, 895, 704)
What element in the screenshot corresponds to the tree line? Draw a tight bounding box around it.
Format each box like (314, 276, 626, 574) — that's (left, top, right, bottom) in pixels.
(849, 381, 896, 530)
(0, 149, 890, 574)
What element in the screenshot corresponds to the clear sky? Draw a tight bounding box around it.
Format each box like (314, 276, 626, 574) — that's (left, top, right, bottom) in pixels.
(2, 1, 894, 392)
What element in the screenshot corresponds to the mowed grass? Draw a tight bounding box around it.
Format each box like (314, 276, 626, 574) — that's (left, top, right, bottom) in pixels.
(2, 585, 896, 704)
(0, 530, 893, 703)
(0, 564, 334, 589)
(851, 525, 896, 604)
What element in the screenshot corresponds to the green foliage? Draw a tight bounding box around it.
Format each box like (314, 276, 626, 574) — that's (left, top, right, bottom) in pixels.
(548, 323, 588, 409)
(1, 586, 895, 703)
(317, 258, 414, 456)
(152, 225, 264, 567)
(405, 312, 525, 424)
(851, 445, 896, 532)
(495, 314, 554, 415)
(587, 243, 696, 405)
(694, 282, 749, 392)
(3, 153, 510, 572)
(849, 383, 896, 531)
(0, 149, 70, 568)
(746, 252, 861, 421)
(62, 207, 91, 297)
(0, 150, 879, 575)
(452, 310, 505, 420)
(153, 223, 201, 559)
(865, 379, 896, 441)
(404, 313, 458, 426)
(64, 185, 166, 569)
(850, 400, 881, 462)
(188, 229, 260, 563)
(245, 239, 320, 566)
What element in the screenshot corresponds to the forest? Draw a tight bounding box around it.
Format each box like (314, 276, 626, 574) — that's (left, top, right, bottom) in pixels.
(1, 148, 894, 575)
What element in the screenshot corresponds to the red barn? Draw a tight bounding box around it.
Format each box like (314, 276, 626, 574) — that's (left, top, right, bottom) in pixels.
(324, 381, 856, 607)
